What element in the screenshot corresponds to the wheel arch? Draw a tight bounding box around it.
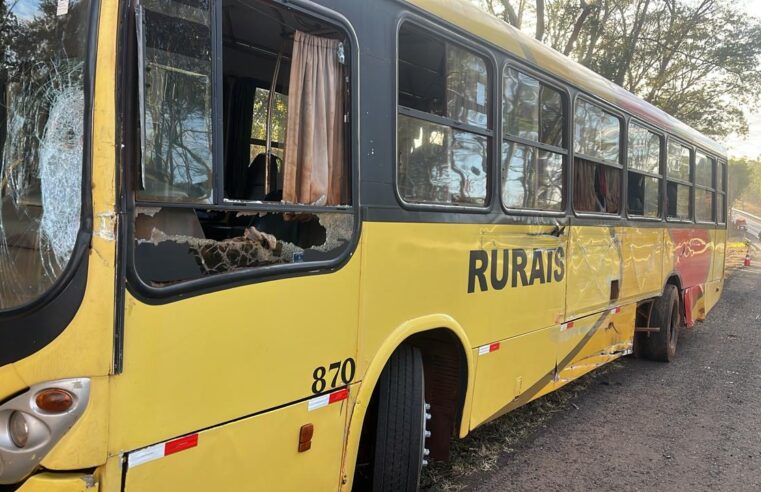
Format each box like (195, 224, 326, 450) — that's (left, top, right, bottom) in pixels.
(341, 314, 474, 490)
(663, 272, 685, 319)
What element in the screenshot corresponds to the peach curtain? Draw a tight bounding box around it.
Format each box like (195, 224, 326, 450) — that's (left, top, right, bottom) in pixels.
(283, 31, 346, 206)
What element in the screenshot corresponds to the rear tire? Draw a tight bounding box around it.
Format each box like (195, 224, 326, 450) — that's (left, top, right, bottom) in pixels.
(372, 345, 426, 492)
(638, 284, 680, 362)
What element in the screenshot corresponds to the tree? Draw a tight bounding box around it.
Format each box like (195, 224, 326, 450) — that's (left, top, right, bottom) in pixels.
(472, 0, 761, 140)
(730, 158, 761, 211)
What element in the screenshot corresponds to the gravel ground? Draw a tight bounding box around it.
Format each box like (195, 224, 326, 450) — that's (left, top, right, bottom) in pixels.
(450, 255, 761, 491)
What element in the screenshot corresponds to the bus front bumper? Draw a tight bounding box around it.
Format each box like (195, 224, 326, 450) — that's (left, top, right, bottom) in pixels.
(15, 473, 98, 492)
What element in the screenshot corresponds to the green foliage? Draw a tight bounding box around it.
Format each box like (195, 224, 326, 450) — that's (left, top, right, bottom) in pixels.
(475, 0, 761, 139)
(729, 157, 761, 209)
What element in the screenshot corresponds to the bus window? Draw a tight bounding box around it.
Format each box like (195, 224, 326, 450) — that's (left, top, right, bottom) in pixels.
(573, 100, 622, 214)
(627, 123, 661, 218)
(717, 161, 727, 224)
(133, 0, 355, 286)
(222, 12, 349, 206)
(136, 0, 214, 204)
(397, 24, 491, 207)
(666, 140, 692, 221)
(501, 67, 565, 211)
(695, 151, 715, 223)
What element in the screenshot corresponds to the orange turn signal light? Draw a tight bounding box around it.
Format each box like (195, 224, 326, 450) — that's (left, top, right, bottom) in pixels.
(298, 424, 314, 452)
(35, 388, 74, 413)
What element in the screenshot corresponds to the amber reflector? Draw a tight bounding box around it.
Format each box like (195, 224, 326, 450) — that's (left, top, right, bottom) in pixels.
(35, 389, 74, 413)
(298, 424, 314, 452)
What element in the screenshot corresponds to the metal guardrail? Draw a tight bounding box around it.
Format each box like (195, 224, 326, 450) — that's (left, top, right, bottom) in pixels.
(732, 208, 761, 222)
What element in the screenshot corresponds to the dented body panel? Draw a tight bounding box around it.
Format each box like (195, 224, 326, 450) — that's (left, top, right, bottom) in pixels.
(0, 0, 728, 490)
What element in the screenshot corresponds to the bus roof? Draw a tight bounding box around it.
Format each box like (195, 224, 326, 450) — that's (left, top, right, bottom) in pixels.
(406, 0, 727, 158)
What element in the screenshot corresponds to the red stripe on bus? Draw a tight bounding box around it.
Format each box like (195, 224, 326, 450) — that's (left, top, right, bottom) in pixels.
(164, 434, 198, 456)
(329, 388, 349, 404)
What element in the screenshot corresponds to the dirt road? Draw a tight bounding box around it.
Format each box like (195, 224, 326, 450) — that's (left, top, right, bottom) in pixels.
(451, 261, 761, 491)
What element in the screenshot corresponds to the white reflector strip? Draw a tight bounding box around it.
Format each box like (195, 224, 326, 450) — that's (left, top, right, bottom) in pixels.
(128, 443, 164, 468)
(478, 342, 500, 356)
(308, 394, 330, 411)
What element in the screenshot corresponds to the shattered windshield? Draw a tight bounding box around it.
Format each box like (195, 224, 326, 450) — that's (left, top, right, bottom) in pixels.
(0, 0, 91, 310)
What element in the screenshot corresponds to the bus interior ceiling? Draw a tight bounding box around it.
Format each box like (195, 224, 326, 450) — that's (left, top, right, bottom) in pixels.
(133, 0, 353, 286)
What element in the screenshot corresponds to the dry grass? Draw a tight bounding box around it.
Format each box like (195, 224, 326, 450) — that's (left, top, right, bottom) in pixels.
(420, 361, 624, 491)
(726, 241, 753, 274)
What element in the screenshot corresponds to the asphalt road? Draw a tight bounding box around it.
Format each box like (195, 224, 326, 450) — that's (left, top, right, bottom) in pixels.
(462, 254, 761, 491)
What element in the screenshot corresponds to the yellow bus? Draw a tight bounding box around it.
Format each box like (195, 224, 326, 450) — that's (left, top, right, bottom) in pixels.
(0, 0, 727, 490)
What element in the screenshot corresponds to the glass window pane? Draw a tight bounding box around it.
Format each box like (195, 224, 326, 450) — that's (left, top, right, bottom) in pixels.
(0, 0, 91, 309)
(503, 67, 565, 148)
(695, 152, 713, 188)
(540, 86, 564, 147)
(628, 123, 660, 174)
(503, 67, 539, 141)
(667, 141, 690, 181)
(574, 100, 620, 163)
(717, 162, 725, 192)
(573, 158, 621, 213)
(695, 188, 715, 222)
(718, 195, 726, 223)
(447, 45, 489, 129)
(398, 115, 488, 206)
(138, 0, 213, 203)
(667, 182, 691, 220)
(502, 142, 563, 211)
(627, 172, 660, 218)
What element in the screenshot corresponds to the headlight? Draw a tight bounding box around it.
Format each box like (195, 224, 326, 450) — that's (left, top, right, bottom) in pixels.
(8, 411, 28, 448)
(0, 378, 89, 484)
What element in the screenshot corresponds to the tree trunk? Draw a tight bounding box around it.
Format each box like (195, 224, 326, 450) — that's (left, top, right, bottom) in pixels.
(563, 1, 595, 56)
(535, 0, 545, 41)
(613, 0, 651, 87)
(503, 1, 519, 27)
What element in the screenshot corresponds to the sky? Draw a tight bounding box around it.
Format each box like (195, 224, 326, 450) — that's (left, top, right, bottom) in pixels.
(725, 0, 761, 159)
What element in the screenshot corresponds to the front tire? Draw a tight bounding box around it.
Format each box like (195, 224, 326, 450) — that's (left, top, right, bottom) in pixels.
(638, 284, 680, 362)
(372, 345, 426, 492)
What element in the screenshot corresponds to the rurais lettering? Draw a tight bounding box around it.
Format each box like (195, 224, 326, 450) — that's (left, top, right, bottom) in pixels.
(467, 247, 565, 293)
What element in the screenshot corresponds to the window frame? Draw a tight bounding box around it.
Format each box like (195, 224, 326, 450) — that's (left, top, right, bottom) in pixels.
(571, 94, 625, 219)
(499, 61, 569, 217)
(625, 117, 665, 222)
(717, 159, 727, 225)
(693, 149, 717, 225)
(394, 16, 497, 213)
(127, 0, 362, 302)
(133, 0, 357, 215)
(664, 135, 694, 224)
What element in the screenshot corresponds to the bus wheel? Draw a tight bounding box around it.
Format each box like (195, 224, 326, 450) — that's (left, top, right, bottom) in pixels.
(639, 284, 680, 362)
(372, 345, 428, 492)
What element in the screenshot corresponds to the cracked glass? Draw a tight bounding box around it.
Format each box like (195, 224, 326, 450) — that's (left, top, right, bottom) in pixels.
(0, 0, 91, 309)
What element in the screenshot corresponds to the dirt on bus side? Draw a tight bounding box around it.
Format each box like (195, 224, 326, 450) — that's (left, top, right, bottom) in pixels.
(422, 247, 761, 491)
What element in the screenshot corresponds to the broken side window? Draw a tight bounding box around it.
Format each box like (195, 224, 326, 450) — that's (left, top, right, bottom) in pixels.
(134, 0, 354, 287)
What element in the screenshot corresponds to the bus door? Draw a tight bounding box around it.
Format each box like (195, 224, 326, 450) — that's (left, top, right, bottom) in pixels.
(469, 224, 568, 427)
(116, 0, 361, 489)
